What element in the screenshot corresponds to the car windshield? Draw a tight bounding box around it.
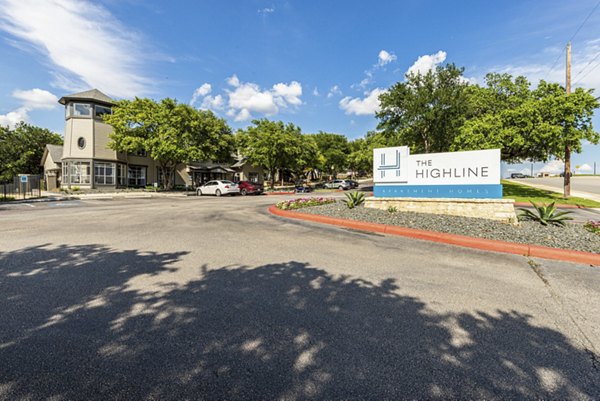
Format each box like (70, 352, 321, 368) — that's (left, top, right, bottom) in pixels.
(221, 180, 235, 185)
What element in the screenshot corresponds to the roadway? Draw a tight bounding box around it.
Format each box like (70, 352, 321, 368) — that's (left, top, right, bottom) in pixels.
(0, 195, 599, 400)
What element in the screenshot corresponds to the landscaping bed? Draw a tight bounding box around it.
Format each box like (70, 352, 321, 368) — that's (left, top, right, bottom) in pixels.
(296, 202, 600, 253)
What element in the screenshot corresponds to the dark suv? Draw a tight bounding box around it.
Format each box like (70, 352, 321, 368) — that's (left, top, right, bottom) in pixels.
(237, 181, 264, 195)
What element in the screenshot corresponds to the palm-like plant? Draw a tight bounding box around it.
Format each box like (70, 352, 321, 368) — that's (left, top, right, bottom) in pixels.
(518, 201, 574, 226)
(343, 191, 366, 209)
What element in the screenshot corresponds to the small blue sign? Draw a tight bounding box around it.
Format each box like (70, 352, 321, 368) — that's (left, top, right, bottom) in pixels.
(374, 184, 503, 199)
(20, 175, 28, 183)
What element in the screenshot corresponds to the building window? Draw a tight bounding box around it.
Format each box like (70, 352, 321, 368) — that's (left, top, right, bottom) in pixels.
(248, 172, 259, 183)
(117, 164, 127, 186)
(94, 162, 115, 185)
(95, 105, 112, 119)
(128, 165, 146, 187)
(62, 163, 69, 184)
(69, 161, 90, 184)
(77, 137, 86, 149)
(72, 103, 92, 117)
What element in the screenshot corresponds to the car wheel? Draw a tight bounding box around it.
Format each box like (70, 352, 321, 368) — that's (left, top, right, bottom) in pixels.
(241, 188, 247, 196)
(197, 189, 202, 196)
(338, 186, 344, 190)
(215, 189, 222, 197)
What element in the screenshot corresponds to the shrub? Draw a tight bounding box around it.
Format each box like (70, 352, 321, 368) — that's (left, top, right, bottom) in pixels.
(518, 201, 573, 226)
(387, 206, 398, 213)
(342, 191, 365, 209)
(584, 220, 600, 234)
(71, 186, 80, 192)
(276, 197, 336, 210)
(0, 196, 15, 202)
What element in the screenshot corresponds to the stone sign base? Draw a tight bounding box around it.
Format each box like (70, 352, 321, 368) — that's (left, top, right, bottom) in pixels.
(364, 197, 517, 224)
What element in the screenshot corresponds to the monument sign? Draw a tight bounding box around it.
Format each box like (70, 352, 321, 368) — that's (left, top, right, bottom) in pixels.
(373, 147, 502, 199)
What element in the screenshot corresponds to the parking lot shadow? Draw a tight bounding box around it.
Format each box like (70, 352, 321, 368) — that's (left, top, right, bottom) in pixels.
(0, 245, 598, 400)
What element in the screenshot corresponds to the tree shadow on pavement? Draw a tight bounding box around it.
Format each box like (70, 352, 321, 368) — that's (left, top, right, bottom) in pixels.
(0, 245, 598, 400)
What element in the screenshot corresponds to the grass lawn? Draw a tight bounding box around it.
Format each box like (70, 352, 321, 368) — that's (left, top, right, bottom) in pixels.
(502, 180, 600, 208)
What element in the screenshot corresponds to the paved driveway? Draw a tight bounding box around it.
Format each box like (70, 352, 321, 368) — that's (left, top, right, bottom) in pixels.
(0, 196, 599, 400)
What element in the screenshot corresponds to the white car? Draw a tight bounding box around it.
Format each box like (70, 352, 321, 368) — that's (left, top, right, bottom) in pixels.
(196, 180, 240, 196)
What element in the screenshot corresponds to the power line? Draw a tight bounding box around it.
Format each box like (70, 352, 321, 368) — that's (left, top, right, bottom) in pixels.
(572, 50, 600, 83)
(546, 0, 600, 79)
(573, 57, 600, 85)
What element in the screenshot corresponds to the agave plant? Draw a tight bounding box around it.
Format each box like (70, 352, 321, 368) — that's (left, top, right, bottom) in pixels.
(343, 191, 366, 209)
(518, 201, 574, 226)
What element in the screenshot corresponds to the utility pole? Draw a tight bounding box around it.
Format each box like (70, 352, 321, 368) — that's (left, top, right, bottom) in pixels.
(564, 42, 572, 197)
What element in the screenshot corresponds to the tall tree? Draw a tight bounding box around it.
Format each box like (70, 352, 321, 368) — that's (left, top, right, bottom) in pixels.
(236, 119, 303, 188)
(377, 63, 469, 154)
(104, 98, 233, 189)
(311, 132, 349, 178)
(451, 73, 551, 162)
(534, 81, 599, 196)
(0, 122, 63, 181)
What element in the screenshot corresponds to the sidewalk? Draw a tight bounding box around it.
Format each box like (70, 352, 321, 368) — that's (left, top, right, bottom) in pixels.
(505, 179, 600, 203)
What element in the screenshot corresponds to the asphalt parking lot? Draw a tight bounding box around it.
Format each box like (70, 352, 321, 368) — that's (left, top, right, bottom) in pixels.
(1, 195, 599, 400)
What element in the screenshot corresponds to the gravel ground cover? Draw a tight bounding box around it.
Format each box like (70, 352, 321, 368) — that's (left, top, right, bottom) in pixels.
(298, 202, 600, 253)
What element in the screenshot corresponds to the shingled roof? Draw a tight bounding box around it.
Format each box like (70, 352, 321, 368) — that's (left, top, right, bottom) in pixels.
(58, 89, 115, 106)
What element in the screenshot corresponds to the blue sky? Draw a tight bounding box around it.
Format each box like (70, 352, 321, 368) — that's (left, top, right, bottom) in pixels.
(1, 0, 600, 175)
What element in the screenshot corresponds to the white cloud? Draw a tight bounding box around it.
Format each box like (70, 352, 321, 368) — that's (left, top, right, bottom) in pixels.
(312, 87, 319, 96)
(222, 77, 304, 121)
(272, 81, 302, 106)
(200, 94, 224, 111)
(227, 74, 240, 87)
(12, 88, 58, 110)
(539, 160, 564, 174)
(0, 0, 153, 98)
(327, 85, 342, 98)
(406, 50, 447, 76)
(0, 107, 28, 128)
(190, 83, 212, 106)
(377, 50, 397, 67)
(0, 88, 58, 128)
(576, 163, 593, 172)
(339, 88, 385, 116)
(258, 7, 275, 14)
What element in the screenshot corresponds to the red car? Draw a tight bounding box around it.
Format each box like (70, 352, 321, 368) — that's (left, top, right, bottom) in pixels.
(237, 181, 264, 195)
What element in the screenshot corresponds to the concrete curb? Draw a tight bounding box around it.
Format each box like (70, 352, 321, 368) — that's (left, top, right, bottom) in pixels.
(268, 205, 600, 266)
(1, 196, 77, 204)
(265, 191, 296, 195)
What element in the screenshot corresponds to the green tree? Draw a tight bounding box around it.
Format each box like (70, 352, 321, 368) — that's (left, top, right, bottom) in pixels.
(347, 131, 402, 175)
(104, 98, 233, 189)
(451, 73, 550, 162)
(236, 119, 303, 188)
(377, 63, 469, 154)
(534, 81, 599, 196)
(311, 132, 349, 178)
(291, 134, 320, 181)
(0, 122, 63, 181)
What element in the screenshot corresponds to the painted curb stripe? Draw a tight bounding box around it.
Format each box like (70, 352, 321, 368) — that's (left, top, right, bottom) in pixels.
(268, 205, 600, 266)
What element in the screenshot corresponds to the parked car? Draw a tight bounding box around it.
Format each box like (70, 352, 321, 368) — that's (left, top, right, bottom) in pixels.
(295, 181, 313, 193)
(237, 181, 264, 195)
(510, 173, 526, 179)
(324, 179, 352, 190)
(347, 180, 359, 188)
(196, 180, 240, 197)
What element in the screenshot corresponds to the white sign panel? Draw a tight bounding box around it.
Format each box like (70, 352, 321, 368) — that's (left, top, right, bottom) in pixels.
(373, 147, 500, 185)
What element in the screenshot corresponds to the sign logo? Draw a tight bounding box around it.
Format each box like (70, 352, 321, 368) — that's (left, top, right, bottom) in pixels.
(373, 147, 502, 199)
(377, 149, 401, 178)
(374, 146, 409, 183)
